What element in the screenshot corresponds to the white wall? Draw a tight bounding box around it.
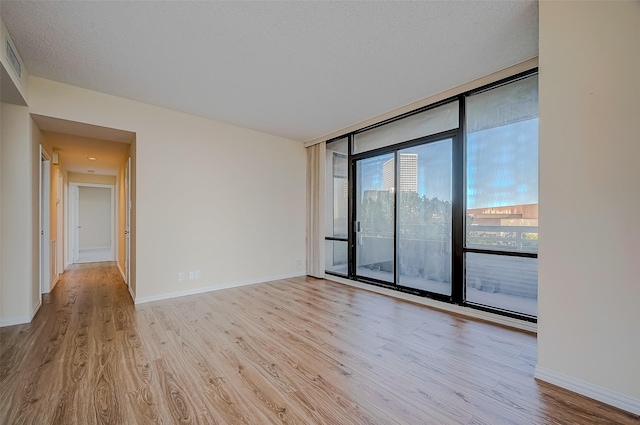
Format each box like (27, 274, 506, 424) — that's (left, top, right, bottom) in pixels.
(129, 139, 137, 297)
(1, 102, 29, 322)
(0, 103, 2, 319)
(78, 186, 112, 249)
(0, 102, 44, 325)
(1, 18, 29, 105)
(538, 0, 640, 411)
(31, 119, 44, 310)
(27, 77, 307, 301)
(69, 172, 116, 185)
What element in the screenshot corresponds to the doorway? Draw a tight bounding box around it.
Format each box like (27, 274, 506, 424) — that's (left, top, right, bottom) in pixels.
(125, 157, 131, 285)
(69, 183, 116, 263)
(56, 170, 64, 275)
(39, 146, 51, 295)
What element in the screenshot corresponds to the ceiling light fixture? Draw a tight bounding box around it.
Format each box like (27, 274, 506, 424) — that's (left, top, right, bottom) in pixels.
(87, 157, 97, 160)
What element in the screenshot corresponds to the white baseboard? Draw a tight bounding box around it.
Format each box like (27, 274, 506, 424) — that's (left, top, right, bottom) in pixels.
(116, 263, 135, 302)
(30, 299, 42, 320)
(134, 272, 306, 305)
(80, 246, 111, 251)
(534, 366, 640, 415)
(117, 263, 126, 283)
(0, 315, 31, 327)
(325, 275, 537, 333)
(128, 283, 136, 303)
(1, 299, 43, 328)
(49, 274, 59, 292)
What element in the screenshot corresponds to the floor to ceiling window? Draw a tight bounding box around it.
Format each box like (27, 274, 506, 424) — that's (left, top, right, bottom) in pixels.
(324, 69, 538, 321)
(397, 140, 452, 296)
(325, 137, 349, 275)
(464, 74, 539, 317)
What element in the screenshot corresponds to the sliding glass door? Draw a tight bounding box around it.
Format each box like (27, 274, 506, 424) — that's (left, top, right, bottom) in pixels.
(397, 140, 452, 295)
(355, 153, 395, 283)
(354, 138, 453, 295)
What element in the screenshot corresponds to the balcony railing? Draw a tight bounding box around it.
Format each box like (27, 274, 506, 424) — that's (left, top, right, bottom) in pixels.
(466, 225, 538, 252)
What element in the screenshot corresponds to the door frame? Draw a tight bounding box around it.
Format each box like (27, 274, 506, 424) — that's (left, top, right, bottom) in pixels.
(349, 130, 459, 303)
(69, 184, 80, 264)
(125, 157, 131, 286)
(39, 145, 51, 296)
(69, 182, 117, 263)
(56, 170, 64, 275)
(353, 151, 397, 285)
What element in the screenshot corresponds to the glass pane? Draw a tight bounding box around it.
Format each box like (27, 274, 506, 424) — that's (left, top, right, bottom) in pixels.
(356, 153, 395, 283)
(398, 140, 452, 295)
(353, 101, 459, 154)
(466, 75, 538, 253)
(325, 240, 348, 275)
(465, 253, 538, 316)
(325, 138, 348, 238)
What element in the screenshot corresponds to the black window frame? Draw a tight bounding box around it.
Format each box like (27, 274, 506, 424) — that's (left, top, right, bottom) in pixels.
(323, 68, 539, 322)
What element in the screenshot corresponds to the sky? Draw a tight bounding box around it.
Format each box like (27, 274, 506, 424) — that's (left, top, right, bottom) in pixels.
(356, 118, 538, 209)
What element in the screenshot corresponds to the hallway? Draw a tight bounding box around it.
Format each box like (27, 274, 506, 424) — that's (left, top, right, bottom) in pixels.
(77, 247, 114, 264)
(1, 263, 637, 424)
(0, 263, 131, 424)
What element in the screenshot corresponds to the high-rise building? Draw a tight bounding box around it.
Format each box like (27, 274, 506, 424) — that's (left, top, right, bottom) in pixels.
(382, 153, 418, 193)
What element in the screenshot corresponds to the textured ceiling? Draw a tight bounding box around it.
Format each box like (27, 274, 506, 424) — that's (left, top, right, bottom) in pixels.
(2, 1, 538, 142)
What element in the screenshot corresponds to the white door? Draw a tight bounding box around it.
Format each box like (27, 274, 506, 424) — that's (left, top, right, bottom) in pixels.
(70, 184, 80, 263)
(40, 147, 51, 294)
(125, 157, 131, 285)
(57, 170, 64, 274)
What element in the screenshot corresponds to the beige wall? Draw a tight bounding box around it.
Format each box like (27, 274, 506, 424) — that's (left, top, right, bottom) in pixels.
(0, 103, 32, 323)
(538, 0, 640, 406)
(117, 160, 126, 280)
(50, 164, 64, 276)
(0, 104, 2, 318)
(128, 139, 137, 297)
(40, 133, 64, 284)
(30, 119, 44, 309)
(0, 105, 45, 325)
(68, 172, 116, 185)
(27, 77, 307, 301)
(78, 186, 112, 249)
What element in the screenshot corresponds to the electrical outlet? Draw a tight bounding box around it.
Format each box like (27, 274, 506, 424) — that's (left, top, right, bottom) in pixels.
(178, 272, 184, 282)
(296, 259, 303, 270)
(188, 271, 195, 280)
(195, 270, 201, 279)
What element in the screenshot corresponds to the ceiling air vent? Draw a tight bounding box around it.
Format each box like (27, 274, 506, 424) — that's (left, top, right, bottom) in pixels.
(5, 36, 21, 78)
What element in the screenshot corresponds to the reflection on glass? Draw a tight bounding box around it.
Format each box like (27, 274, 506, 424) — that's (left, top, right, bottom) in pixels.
(325, 138, 348, 238)
(353, 101, 459, 154)
(398, 140, 452, 295)
(356, 153, 395, 283)
(466, 75, 538, 253)
(325, 240, 348, 275)
(465, 253, 538, 316)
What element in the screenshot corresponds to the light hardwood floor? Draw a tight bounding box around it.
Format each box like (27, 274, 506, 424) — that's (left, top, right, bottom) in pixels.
(1, 263, 637, 424)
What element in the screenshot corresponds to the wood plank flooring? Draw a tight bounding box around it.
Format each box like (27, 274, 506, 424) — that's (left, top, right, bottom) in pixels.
(1, 262, 637, 424)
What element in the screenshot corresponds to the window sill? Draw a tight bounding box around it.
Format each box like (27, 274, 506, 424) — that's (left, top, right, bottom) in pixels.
(323, 274, 537, 334)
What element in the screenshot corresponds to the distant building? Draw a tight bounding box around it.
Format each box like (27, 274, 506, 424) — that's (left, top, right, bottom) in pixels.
(362, 189, 390, 203)
(382, 153, 418, 193)
(467, 203, 538, 227)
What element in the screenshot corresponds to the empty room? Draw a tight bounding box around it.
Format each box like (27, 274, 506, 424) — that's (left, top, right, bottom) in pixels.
(1, 1, 638, 424)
